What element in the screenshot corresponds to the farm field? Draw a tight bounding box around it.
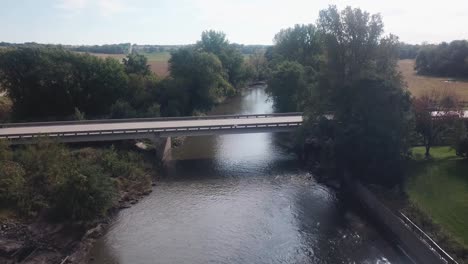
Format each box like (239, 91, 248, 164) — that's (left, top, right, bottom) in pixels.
(87, 52, 170, 77)
(398, 59, 468, 101)
(141, 52, 170, 77)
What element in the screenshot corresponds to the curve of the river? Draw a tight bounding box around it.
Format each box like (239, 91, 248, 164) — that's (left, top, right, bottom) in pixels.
(89, 86, 407, 264)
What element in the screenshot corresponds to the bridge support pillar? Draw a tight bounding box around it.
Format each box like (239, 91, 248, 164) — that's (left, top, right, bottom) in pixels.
(150, 136, 172, 167)
(161, 137, 172, 164)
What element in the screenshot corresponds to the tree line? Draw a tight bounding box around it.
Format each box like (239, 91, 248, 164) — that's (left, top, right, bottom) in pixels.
(69, 43, 131, 54)
(415, 40, 468, 78)
(0, 31, 252, 122)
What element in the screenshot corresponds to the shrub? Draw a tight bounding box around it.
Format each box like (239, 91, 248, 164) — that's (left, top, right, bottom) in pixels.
(6, 142, 117, 220)
(53, 162, 115, 220)
(0, 96, 12, 122)
(0, 161, 25, 206)
(110, 100, 137, 118)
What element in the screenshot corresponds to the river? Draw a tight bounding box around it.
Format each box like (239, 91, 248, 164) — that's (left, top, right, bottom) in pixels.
(89, 86, 407, 264)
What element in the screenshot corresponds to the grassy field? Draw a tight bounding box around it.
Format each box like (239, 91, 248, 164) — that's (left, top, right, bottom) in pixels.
(398, 59, 468, 101)
(407, 146, 468, 247)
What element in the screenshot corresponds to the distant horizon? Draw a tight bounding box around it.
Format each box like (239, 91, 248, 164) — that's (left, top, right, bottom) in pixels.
(2, 39, 467, 47)
(1, 0, 468, 46)
(0, 41, 272, 47)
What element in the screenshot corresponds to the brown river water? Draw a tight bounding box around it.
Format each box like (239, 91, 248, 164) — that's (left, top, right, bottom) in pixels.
(89, 86, 408, 264)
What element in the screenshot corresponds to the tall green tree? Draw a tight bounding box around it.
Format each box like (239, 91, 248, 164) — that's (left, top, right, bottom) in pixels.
(247, 50, 268, 81)
(124, 53, 151, 75)
(168, 47, 233, 114)
(267, 61, 314, 112)
(308, 6, 411, 184)
(272, 24, 322, 67)
(197, 30, 247, 88)
(265, 24, 322, 112)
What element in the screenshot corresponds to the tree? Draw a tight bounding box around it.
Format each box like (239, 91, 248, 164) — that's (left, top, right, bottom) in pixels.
(272, 24, 322, 67)
(304, 6, 412, 184)
(453, 119, 468, 158)
(124, 53, 151, 75)
(413, 89, 463, 158)
(265, 24, 322, 113)
(266, 61, 314, 112)
(247, 50, 268, 81)
(168, 47, 233, 113)
(333, 79, 411, 184)
(198, 30, 229, 55)
(197, 30, 247, 88)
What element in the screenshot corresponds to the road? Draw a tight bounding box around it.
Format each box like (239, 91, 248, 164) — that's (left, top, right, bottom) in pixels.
(0, 115, 303, 139)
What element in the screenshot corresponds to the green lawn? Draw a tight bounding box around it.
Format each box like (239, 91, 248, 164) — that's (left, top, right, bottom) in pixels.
(407, 146, 468, 247)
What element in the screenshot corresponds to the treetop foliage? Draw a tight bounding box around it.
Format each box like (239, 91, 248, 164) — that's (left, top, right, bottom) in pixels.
(272, 24, 322, 67)
(124, 53, 151, 75)
(415, 40, 468, 78)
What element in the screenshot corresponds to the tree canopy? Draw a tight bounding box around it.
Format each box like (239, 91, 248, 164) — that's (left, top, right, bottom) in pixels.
(314, 6, 411, 184)
(0, 48, 128, 121)
(168, 47, 233, 113)
(415, 40, 468, 77)
(197, 30, 248, 88)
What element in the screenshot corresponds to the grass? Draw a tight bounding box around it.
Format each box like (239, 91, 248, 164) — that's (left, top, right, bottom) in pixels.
(398, 59, 468, 101)
(406, 146, 468, 247)
(411, 146, 459, 161)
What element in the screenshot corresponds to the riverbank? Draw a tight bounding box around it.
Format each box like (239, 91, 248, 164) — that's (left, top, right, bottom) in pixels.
(367, 146, 468, 263)
(0, 142, 159, 264)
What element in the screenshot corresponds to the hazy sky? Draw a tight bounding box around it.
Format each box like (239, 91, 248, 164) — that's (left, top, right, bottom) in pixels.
(1, 0, 467, 45)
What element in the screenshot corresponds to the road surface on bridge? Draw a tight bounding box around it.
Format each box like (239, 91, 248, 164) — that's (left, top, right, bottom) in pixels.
(0, 114, 303, 143)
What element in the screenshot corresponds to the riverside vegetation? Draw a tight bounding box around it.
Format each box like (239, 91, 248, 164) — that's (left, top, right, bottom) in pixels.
(0, 30, 255, 263)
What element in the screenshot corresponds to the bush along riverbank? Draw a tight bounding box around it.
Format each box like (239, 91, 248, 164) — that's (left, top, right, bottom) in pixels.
(0, 140, 159, 264)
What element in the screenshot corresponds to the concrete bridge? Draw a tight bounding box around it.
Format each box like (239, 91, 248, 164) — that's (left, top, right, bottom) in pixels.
(0, 113, 303, 145)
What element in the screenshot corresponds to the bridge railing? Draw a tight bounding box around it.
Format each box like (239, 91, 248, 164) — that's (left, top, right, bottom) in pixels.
(0, 121, 302, 141)
(0, 112, 303, 128)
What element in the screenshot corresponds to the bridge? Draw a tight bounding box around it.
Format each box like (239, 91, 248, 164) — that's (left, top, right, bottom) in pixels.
(0, 113, 303, 144)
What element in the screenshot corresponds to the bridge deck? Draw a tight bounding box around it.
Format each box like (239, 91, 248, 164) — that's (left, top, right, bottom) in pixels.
(0, 114, 303, 143)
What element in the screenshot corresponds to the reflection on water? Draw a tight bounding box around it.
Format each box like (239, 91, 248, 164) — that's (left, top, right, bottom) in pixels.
(90, 86, 406, 264)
